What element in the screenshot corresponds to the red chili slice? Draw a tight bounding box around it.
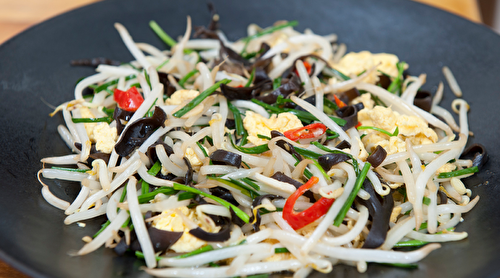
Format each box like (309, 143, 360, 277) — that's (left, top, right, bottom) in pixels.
(283, 177, 335, 230)
(333, 95, 346, 109)
(283, 123, 327, 141)
(294, 61, 312, 76)
(113, 86, 144, 112)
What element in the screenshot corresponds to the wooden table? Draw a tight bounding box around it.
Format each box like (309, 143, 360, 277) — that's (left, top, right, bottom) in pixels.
(0, 0, 482, 277)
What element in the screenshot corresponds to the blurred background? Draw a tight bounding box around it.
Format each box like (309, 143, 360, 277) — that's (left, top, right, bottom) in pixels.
(0, 0, 495, 277)
(0, 0, 499, 45)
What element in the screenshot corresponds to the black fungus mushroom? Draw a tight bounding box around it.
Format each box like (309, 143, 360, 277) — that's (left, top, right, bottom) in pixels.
(413, 91, 433, 112)
(357, 180, 394, 249)
(210, 149, 242, 167)
(460, 143, 489, 170)
(317, 153, 350, 172)
(114, 107, 167, 157)
(189, 224, 231, 242)
(113, 107, 134, 135)
(335, 140, 351, 150)
(249, 194, 283, 232)
(336, 105, 359, 131)
(366, 145, 387, 168)
(183, 157, 194, 185)
(129, 227, 183, 253)
(74, 142, 111, 164)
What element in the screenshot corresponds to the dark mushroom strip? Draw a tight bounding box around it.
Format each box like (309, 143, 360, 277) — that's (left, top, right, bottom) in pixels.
(183, 157, 194, 185)
(209, 187, 239, 206)
(114, 106, 167, 157)
(438, 189, 448, 205)
(366, 145, 387, 168)
(74, 142, 111, 164)
(376, 74, 392, 89)
(256, 74, 301, 104)
(210, 149, 242, 167)
(270, 172, 314, 201)
(249, 194, 283, 232)
(71, 57, 121, 67)
(413, 91, 433, 112)
(335, 140, 351, 150)
(130, 227, 183, 253)
(158, 72, 179, 97)
(189, 224, 231, 242)
(317, 153, 350, 172)
(146, 141, 174, 165)
(460, 143, 489, 170)
(113, 106, 134, 135)
(229, 207, 246, 227)
(357, 180, 394, 249)
(270, 130, 303, 161)
(336, 105, 359, 131)
(337, 88, 361, 104)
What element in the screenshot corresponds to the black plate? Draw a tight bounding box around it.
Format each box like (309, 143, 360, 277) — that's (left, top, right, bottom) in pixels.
(1, 0, 499, 277)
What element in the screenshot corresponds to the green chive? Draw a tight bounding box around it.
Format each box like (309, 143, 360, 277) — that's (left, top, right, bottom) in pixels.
(245, 68, 256, 87)
(387, 62, 406, 95)
(437, 166, 478, 179)
(72, 117, 111, 124)
(93, 220, 110, 238)
(135, 251, 162, 261)
(196, 142, 209, 157)
(334, 162, 371, 226)
(274, 247, 290, 254)
(178, 69, 199, 89)
(257, 134, 272, 140)
(228, 102, 247, 137)
(273, 77, 282, 90)
(228, 134, 270, 154)
(178, 192, 197, 201)
(174, 245, 214, 258)
(51, 167, 89, 173)
(357, 126, 399, 137)
(173, 183, 250, 223)
(423, 196, 431, 206)
(138, 187, 178, 204)
(149, 20, 177, 47)
(393, 239, 428, 248)
(173, 79, 231, 118)
(156, 59, 170, 70)
(210, 177, 259, 199)
(240, 21, 298, 54)
(94, 79, 119, 93)
(241, 178, 261, 191)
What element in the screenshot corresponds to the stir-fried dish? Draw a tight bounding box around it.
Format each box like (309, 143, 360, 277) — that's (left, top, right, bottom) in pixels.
(38, 7, 488, 278)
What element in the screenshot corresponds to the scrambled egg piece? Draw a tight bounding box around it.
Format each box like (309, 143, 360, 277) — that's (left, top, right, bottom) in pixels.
(333, 51, 401, 84)
(358, 106, 438, 155)
(78, 107, 117, 154)
(152, 206, 218, 253)
(92, 123, 118, 153)
(243, 111, 303, 145)
(352, 93, 375, 110)
(436, 163, 457, 174)
(79, 107, 97, 138)
(262, 238, 296, 262)
(165, 89, 200, 105)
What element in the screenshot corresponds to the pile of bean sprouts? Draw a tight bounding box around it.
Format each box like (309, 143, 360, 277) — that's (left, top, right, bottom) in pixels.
(38, 15, 481, 278)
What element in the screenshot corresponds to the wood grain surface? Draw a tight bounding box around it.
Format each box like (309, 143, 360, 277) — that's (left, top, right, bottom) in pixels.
(0, 0, 481, 277)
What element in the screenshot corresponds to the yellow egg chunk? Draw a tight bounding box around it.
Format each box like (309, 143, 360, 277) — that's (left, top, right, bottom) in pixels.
(165, 89, 200, 105)
(359, 105, 438, 155)
(79, 107, 97, 139)
(243, 111, 303, 146)
(92, 123, 118, 154)
(152, 206, 219, 253)
(185, 146, 204, 167)
(333, 51, 401, 84)
(436, 163, 457, 174)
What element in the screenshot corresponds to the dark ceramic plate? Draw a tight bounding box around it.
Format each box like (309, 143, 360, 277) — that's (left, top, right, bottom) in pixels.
(1, 0, 499, 277)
